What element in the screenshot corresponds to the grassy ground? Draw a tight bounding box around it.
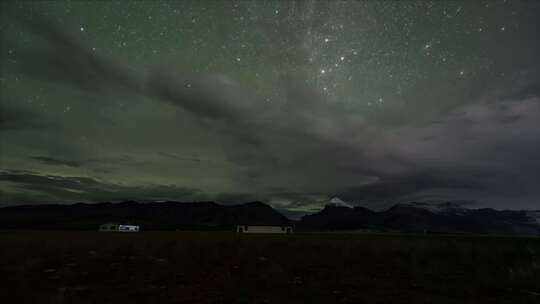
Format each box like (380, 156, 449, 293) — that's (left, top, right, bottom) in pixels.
(1, 231, 539, 304)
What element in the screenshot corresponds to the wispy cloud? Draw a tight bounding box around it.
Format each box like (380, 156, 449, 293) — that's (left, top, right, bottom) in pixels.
(3, 14, 540, 210)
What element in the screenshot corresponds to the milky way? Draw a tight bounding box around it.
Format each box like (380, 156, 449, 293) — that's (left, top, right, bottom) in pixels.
(1, 1, 539, 213)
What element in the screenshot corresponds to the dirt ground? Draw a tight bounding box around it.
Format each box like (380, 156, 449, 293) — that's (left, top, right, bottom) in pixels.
(1, 231, 539, 304)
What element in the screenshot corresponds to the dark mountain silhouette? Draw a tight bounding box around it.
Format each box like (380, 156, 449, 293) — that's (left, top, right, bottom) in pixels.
(299, 203, 540, 235)
(300, 205, 377, 230)
(0, 201, 538, 234)
(0, 201, 290, 230)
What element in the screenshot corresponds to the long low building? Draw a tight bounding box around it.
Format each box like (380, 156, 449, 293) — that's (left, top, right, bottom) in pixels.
(99, 223, 140, 232)
(236, 225, 293, 234)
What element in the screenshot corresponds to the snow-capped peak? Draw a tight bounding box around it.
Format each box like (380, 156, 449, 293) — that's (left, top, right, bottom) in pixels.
(328, 197, 353, 208)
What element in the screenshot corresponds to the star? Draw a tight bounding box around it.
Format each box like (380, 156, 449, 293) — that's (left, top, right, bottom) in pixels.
(1, 0, 538, 209)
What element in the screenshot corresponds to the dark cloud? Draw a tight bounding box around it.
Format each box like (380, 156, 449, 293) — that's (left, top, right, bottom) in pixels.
(29, 155, 151, 171)
(14, 14, 140, 94)
(0, 104, 47, 131)
(335, 91, 540, 205)
(0, 170, 200, 204)
(13, 15, 260, 126)
(31, 156, 82, 168)
(158, 152, 205, 163)
(3, 8, 540, 211)
(146, 70, 258, 122)
(336, 172, 481, 203)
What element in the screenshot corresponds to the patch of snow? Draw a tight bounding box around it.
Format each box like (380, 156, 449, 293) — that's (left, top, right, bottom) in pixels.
(526, 211, 540, 224)
(328, 197, 353, 208)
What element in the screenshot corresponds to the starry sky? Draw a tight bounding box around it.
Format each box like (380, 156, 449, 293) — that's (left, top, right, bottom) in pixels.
(1, 0, 540, 214)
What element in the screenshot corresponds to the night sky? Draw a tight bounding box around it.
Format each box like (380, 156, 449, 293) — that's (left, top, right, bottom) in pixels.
(1, 0, 539, 213)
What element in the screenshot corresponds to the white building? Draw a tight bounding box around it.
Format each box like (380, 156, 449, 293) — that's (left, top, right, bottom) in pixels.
(99, 223, 139, 232)
(236, 225, 293, 234)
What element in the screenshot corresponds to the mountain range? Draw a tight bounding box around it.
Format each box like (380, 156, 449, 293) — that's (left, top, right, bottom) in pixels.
(301, 202, 540, 235)
(0, 200, 539, 235)
(0, 201, 289, 230)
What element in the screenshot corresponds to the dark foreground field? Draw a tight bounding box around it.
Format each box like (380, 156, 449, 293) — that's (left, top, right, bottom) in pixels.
(1, 231, 539, 304)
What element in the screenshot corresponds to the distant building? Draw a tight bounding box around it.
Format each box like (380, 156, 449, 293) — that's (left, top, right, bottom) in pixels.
(99, 223, 139, 232)
(236, 225, 293, 234)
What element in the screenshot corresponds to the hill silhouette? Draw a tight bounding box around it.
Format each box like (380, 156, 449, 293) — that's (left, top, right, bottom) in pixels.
(0, 201, 539, 235)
